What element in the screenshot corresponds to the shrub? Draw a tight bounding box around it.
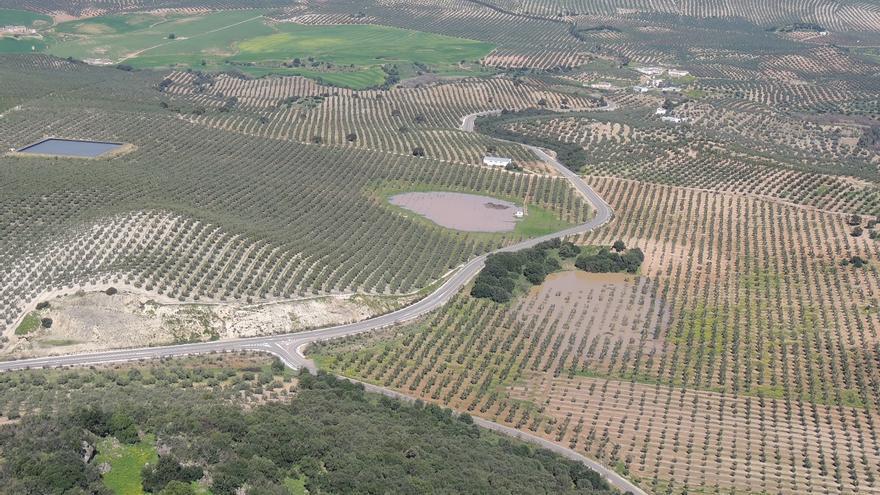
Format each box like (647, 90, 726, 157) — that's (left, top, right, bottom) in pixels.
(558, 242, 580, 258)
(142, 456, 203, 493)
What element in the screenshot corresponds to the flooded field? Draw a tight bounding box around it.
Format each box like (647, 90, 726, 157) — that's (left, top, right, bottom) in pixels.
(17, 138, 124, 158)
(389, 191, 519, 232)
(522, 270, 670, 353)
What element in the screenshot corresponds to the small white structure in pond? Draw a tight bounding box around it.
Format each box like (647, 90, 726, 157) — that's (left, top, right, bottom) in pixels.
(514, 209, 525, 218)
(668, 69, 690, 78)
(655, 107, 668, 115)
(483, 156, 512, 167)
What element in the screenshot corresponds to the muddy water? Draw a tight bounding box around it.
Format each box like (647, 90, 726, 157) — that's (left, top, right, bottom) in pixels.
(529, 270, 632, 296)
(521, 270, 670, 351)
(389, 191, 519, 232)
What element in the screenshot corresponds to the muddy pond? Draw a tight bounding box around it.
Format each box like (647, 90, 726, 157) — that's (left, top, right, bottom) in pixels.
(389, 191, 521, 232)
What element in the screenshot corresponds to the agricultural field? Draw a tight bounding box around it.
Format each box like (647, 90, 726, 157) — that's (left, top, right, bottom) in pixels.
(316, 175, 880, 494)
(0, 8, 495, 88)
(0, 0, 879, 494)
(0, 56, 590, 358)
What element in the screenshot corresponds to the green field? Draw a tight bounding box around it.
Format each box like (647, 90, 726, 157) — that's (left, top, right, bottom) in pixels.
(0, 8, 51, 27)
(0, 37, 44, 53)
(14, 10, 494, 89)
(54, 13, 168, 35)
(0, 8, 50, 55)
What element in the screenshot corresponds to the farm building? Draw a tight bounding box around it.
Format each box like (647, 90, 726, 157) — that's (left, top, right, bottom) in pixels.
(655, 107, 668, 115)
(1, 25, 35, 35)
(661, 116, 686, 124)
(632, 85, 651, 93)
(483, 156, 512, 167)
(634, 66, 664, 76)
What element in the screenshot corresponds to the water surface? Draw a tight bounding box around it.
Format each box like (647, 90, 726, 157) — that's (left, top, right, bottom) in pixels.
(18, 138, 123, 158)
(389, 191, 520, 232)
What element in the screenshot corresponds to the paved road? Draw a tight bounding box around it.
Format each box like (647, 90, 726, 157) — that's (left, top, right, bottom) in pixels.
(0, 112, 641, 494)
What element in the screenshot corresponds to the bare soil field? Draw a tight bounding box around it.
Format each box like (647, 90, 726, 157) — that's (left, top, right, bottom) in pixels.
(4, 288, 409, 359)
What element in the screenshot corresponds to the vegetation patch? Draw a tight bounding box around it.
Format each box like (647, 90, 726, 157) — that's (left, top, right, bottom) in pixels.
(471, 238, 581, 303)
(95, 435, 158, 495)
(573, 242, 644, 273)
(0, 357, 614, 495)
(14, 312, 40, 335)
(26, 11, 494, 89)
(0, 8, 51, 27)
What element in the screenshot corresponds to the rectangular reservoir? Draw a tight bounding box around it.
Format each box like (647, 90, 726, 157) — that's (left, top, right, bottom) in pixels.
(17, 138, 124, 158)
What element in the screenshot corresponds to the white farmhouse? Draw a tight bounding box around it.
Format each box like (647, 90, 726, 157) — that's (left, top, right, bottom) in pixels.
(632, 85, 651, 93)
(483, 156, 512, 167)
(661, 116, 686, 124)
(634, 66, 665, 76)
(655, 107, 668, 115)
(589, 82, 614, 90)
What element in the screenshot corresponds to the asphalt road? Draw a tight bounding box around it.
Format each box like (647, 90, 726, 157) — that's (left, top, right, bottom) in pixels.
(0, 112, 643, 494)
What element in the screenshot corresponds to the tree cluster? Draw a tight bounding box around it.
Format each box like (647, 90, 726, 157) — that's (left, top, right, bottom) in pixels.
(574, 245, 644, 274)
(471, 239, 568, 303)
(0, 365, 615, 495)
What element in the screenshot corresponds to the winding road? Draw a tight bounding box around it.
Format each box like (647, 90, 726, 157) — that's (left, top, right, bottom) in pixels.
(0, 113, 642, 494)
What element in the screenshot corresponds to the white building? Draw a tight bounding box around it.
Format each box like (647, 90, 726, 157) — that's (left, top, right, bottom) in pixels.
(589, 82, 614, 90)
(667, 69, 690, 78)
(661, 116, 686, 124)
(514, 209, 525, 218)
(655, 107, 668, 115)
(634, 66, 664, 76)
(1, 25, 36, 35)
(632, 85, 651, 93)
(483, 156, 512, 167)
